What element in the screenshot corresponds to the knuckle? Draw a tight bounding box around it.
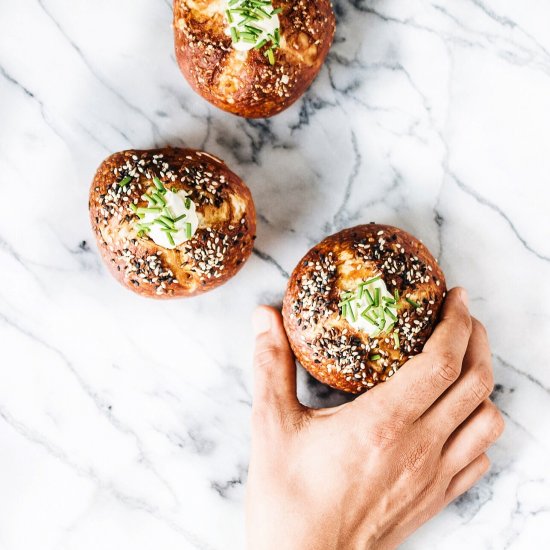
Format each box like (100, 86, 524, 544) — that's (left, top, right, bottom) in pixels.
(455, 312, 473, 339)
(402, 438, 433, 474)
(486, 404, 505, 439)
(369, 417, 407, 448)
(472, 318, 488, 339)
(479, 453, 491, 473)
(432, 351, 461, 386)
(471, 368, 494, 402)
(254, 346, 283, 371)
(477, 402, 504, 446)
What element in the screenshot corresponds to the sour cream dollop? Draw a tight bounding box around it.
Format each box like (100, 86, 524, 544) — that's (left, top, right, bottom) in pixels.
(224, 0, 280, 52)
(340, 276, 398, 336)
(140, 190, 199, 250)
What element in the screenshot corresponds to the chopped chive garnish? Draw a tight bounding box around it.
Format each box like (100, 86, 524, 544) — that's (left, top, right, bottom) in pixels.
(153, 192, 166, 206)
(118, 175, 132, 187)
(158, 216, 175, 228)
(163, 230, 175, 246)
(265, 48, 275, 65)
(154, 219, 172, 230)
(364, 288, 374, 306)
(361, 311, 377, 325)
(394, 288, 400, 302)
(364, 275, 382, 286)
(370, 354, 381, 361)
(119, 176, 132, 187)
(393, 332, 400, 349)
(225, 0, 283, 65)
(174, 213, 187, 222)
(374, 287, 381, 307)
(185, 222, 192, 239)
(406, 297, 421, 309)
(153, 176, 165, 191)
(137, 207, 161, 214)
(385, 307, 397, 322)
(185, 197, 191, 209)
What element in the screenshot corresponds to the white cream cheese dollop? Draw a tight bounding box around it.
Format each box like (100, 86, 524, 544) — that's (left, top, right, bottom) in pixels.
(340, 276, 398, 336)
(140, 190, 199, 250)
(224, 0, 280, 52)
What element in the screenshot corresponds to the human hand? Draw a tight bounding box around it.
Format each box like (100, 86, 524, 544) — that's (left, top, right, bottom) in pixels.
(246, 288, 504, 550)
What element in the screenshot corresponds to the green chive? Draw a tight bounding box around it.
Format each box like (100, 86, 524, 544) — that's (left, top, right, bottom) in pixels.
(153, 176, 165, 191)
(185, 223, 192, 239)
(137, 207, 161, 214)
(341, 302, 348, 318)
(255, 38, 267, 49)
(374, 287, 381, 307)
(265, 48, 275, 65)
(158, 215, 175, 228)
(364, 275, 382, 286)
(393, 332, 400, 349)
(118, 175, 132, 187)
(385, 308, 397, 322)
(406, 297, 421, 309)
(361, 311, 377, 325)
(153, 192, 166, 206)
(162, 230, 175, 246)
(185, 198, 191, 209)
(154, 219, 172, 230)
(370, 354, 381, 361)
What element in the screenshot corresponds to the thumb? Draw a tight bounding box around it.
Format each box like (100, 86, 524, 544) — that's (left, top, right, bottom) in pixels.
(252, 306, 300, 415)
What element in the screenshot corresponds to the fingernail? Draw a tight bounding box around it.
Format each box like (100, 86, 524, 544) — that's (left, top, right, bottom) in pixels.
(252, 307, 272, 335)
(459, 288, 469, 308)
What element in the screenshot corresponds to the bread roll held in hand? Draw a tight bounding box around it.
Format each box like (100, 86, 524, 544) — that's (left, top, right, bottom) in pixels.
(282, 224, 446, 394)
(89, 148, 256, 298)
(173, 0, 336, 118)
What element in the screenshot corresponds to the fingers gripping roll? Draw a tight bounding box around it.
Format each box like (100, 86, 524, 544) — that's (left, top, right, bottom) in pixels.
(282, 224, 447, 394)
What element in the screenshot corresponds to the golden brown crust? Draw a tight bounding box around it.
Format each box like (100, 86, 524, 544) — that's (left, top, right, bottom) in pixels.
(282, 224, 447, 394)
(89, 147, 256, 298)
(173, 0, 336, 118)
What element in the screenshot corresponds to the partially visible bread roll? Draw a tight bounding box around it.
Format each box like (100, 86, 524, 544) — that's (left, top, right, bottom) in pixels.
(173, 0, 336, 118)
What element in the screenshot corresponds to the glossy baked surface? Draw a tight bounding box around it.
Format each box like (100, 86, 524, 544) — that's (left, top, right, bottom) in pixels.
(283, 224, 446, 393)
(89, 147, 256, 298)
(173, 0, 335, 118)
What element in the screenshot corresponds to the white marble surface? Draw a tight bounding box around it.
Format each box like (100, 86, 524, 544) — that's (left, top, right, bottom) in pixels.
(1, 0, 549, 548)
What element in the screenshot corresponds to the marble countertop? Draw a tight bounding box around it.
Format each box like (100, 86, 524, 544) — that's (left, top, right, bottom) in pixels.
(1, 1, 549, 548)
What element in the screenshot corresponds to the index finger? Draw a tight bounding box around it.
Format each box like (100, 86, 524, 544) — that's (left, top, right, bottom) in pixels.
(360, 287, 472, 423)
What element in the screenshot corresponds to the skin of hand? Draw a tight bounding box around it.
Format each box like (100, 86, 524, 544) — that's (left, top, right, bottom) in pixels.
(246, 288, 505, 550)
